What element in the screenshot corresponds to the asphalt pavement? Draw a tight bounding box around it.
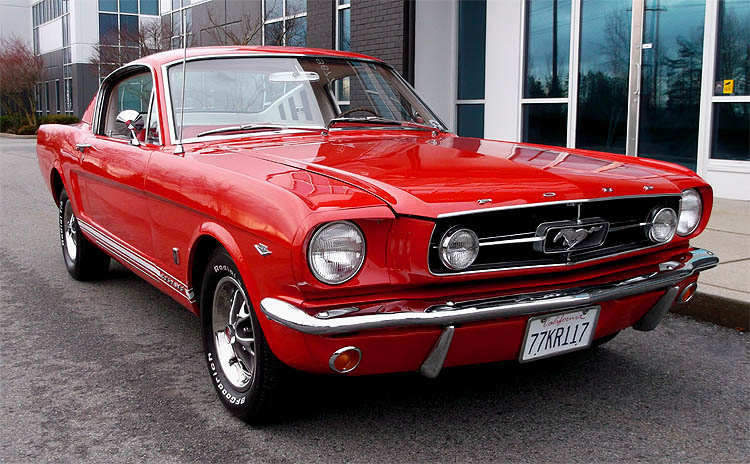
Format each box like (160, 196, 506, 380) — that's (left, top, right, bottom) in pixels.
(1, 138, 748, 463)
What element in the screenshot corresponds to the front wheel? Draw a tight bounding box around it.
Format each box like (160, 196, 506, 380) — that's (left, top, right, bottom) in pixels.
(59, 189, 110, 280)
(200, 248, 283, 424)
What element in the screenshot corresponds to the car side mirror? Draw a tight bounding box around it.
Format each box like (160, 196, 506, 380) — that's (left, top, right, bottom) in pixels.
(116, 110, 143, 146)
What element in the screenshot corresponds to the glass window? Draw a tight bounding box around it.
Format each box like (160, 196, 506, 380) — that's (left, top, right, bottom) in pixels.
(167, 57, 443, 140)
(120, 0, 138, 14)
(265, 0, 283, 20)
(714, 0, 749, 96)
(185, 8, 192, 36)
(637, 0, 704, 171)
(575, 0, 631, 154)
(99, 13, 119, 45)
(103, 72, 153, 139)
(65, 79, 73, 113)
(146, 92, 161, 144)
(522, 103, 567, 146)
(524, 0, 571, 98)
(264, 21, 283, 46)
(711, 103, 749, 161)
(45, 82, 50, 114)
(55, 80, 61, 113)
(140, 0, 158, 15)
(287, 17, 307, 47)
(457, 104, 484, 138)
(99, 0, 117, 12)
(62, 14, 69, 47)
(172, 11, 182, 36)
(172, 0, 181, 10)
(120, 15, 138, 45)
(286, 0, 307, 15)
(457, 0, 486, 100)
(337, 7, 350, 51)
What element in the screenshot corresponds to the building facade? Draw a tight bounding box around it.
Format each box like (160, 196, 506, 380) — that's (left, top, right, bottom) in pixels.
(1, 0, 746, 199)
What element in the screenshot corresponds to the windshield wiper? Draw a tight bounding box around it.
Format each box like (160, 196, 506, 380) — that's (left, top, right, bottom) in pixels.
(196, 124, 287, 137)
(326, 117, 440, 132)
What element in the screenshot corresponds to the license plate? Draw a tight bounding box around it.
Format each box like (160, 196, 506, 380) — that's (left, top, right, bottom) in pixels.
(519, 306, 600, 363)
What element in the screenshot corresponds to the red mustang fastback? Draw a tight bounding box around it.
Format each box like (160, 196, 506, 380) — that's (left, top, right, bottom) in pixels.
(37, 46, 718, 423)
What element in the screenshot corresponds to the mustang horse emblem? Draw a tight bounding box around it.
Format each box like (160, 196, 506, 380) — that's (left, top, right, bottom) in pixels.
(553, 225, 604, 250)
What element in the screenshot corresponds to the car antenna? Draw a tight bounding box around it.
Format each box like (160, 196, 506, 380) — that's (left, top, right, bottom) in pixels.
(174, 6, 188, 155)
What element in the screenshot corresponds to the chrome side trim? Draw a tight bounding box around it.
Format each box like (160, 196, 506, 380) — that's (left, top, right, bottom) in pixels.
(436, 193, 682, 218)
(260, 248, 718, 335)
(77, 219, 195, 303)
(420, 326, 455, 379)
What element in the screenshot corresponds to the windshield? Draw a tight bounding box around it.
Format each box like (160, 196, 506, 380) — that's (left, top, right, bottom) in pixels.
(168, 56, 444, 140)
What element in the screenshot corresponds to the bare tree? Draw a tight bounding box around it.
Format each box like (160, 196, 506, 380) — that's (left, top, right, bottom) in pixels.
(0, 37, 43, 126)
(202, 0, 306, 47)
(89, 18, 171, 78)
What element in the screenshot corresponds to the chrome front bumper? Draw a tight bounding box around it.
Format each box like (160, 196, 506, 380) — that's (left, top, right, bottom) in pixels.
(260, 248, 718, 337)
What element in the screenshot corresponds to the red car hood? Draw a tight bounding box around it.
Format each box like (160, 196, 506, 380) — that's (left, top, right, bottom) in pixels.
(218, 133, 695, 218)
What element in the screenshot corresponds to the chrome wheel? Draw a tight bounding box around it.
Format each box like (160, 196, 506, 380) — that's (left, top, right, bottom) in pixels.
(63, 202, 78, 261)
(212, 276, 256, 390)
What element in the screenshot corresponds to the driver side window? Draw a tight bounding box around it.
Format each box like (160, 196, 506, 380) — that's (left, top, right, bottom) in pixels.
(102, 71, 153, 141)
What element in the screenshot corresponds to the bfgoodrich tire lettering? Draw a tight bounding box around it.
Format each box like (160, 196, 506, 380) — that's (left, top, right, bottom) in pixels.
(59, 189, 110, 280)
(200, 248, 283, 424)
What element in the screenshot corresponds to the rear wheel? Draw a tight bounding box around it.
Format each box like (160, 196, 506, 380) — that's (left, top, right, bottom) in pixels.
(59, 189, 110, 280)
(200, 248, 283, 424)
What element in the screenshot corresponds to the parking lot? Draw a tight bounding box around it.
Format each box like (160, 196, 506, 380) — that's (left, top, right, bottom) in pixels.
(1, 138, 748, 463)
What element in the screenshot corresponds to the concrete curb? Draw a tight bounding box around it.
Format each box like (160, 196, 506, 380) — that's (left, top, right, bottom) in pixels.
(0, 133, 37, 139)
(671, 292, 749, 331)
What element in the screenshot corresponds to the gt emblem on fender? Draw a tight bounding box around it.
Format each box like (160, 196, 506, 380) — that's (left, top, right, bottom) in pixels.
(553, 225, 605, 250)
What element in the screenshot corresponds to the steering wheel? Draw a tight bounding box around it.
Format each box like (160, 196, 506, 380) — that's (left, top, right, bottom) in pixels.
(337, 107, 378, 118)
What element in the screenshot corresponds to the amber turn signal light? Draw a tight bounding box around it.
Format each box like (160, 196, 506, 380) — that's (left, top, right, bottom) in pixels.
(679, 283, 698, 303)
(329, 346, 362, 373)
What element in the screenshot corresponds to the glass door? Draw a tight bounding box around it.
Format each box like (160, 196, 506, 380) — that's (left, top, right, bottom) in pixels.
(626, 0, 706, 171)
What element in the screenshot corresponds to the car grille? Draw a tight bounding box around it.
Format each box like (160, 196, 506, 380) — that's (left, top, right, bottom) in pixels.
(428, 194, 682, 275)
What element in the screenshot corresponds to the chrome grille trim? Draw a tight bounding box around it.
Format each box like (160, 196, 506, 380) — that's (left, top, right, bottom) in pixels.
(428, 194, 682, 276)
(436, 193, 681, 218)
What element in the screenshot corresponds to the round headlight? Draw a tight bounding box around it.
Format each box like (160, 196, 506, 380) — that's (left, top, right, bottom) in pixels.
(439, 227, 479, 270)
(308, 221, 365, 284)
(677, 188, 702, 236)
(649, 207, 677, 243)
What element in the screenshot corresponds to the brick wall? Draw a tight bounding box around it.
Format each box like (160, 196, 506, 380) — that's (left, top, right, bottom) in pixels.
(351, 0, 406, 74)
(306, 0, 334, 49)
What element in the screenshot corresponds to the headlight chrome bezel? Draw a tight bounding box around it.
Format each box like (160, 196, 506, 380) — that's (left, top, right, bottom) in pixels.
(649, 207, 678, 243)
(307, 220, 366, 285)
(438, 226, 480, 270)
(677, 188, 703, 236)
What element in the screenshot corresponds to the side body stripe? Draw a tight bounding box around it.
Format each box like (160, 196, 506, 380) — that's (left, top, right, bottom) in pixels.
(77, 218, 196, 303)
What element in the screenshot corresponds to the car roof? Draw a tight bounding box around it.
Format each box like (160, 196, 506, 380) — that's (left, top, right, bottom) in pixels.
(133, 45, 385, 68)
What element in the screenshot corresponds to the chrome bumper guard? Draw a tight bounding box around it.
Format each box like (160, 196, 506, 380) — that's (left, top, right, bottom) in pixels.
(260, 248, 717, 336)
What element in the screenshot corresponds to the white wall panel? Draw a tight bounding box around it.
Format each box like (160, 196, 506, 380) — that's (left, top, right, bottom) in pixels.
(483, 0, 522, 142)
(39, 17, 63, 54)
(414, 0, 457, 130)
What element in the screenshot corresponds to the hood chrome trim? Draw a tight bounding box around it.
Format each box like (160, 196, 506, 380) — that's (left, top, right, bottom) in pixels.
(436, 193, 682, 218)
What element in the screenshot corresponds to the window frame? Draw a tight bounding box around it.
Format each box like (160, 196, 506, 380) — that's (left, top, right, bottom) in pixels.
(93, 63, 160, 146)
(261, 0, 308, 47)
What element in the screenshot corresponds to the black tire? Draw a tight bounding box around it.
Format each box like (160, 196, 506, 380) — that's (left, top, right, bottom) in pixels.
(592, 330, 620, 347)
(59, 189, 110, 280)
(200, 248, 283, 424)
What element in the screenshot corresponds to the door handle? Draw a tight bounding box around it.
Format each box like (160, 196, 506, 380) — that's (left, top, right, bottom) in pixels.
(75, 143, 91, 153)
